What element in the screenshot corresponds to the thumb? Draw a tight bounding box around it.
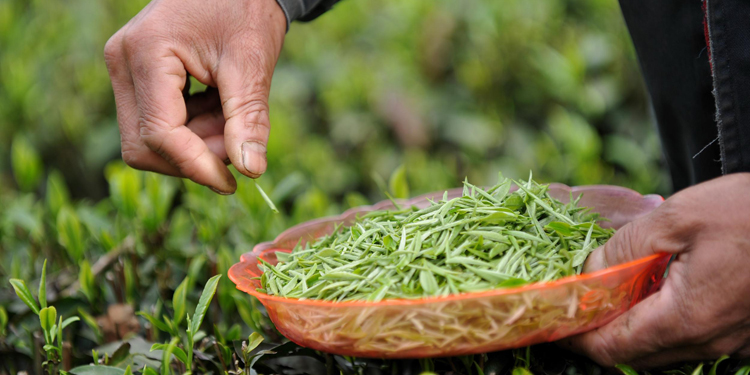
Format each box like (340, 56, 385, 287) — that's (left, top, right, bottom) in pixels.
(217, 60, 275, 179)
(583, 211, 679, 273)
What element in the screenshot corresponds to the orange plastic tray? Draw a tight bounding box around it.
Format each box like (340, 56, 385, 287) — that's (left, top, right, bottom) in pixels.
(229, 184, 671, 358)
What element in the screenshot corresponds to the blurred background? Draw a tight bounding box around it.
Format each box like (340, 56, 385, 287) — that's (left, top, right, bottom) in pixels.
(0, 0, 672, 372)
(0, 0, 668, 202)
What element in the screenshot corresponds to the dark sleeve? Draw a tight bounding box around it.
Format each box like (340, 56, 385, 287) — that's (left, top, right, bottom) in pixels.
(275, 0, 342, 30)
(618, 0, 722, 191)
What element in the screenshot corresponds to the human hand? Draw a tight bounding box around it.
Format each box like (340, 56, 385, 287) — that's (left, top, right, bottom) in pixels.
(563, 173, 750, 368)
(104, 0, 287, 194)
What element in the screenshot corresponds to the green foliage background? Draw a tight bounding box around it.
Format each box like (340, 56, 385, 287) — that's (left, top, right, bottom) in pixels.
(0, 0, 668, 200)
(0, 0, 688, 373)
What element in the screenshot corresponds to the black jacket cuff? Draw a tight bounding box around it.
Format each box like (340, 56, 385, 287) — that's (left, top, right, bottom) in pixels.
(274, 0, 341, 30)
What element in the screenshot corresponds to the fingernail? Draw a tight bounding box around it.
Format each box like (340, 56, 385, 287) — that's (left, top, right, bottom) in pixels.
(242, 141, 267, 177)
(210, 186, 234, 196)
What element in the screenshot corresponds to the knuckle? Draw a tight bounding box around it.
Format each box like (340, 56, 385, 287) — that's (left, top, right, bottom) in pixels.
(227, 40, 271, 68)
(121, 26, 149, 50)
(224, 97, 269, 122)
(656, 193, 702, 242)
(604, 223, 642, 266)
(120, 26, 172, 68)
(104, 34, 122, 64)
(587, 332, 618, 366)
(139, 128, 167, 156)
(140, 128, 203, 176)
(245, 46, 271, 69)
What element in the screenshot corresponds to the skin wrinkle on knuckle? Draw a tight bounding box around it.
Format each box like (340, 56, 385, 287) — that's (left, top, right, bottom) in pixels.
(141, 133, 204, 182)
(130, 52, 185, 83)
(138, 113, 174, 136)
(139, 125, 172, 161)
(588, 329, 618, 366)
(120, 147, 148, 170)
(650, 308, 680, 350)
(657, 276, 701, 346)
(244, 118, 271, 142)
(217, 46, 274, 86)
(224, 97, 269, 124)
(604, 223, 640, 267)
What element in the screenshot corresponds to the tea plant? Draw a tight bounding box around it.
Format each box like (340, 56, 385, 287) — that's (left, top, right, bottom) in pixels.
(9, 260, 80, 374)
(143, 275, 220, 374)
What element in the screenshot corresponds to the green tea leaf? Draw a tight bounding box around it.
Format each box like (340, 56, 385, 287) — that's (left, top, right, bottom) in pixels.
(254, 180, 279, 214)
(709, 355, 729, 375)
(39, 306, 56, 334)
(43, 344, 61, 354)
(317, 249, 338, 258)
(0, 306, 8, 336)
(233, 293, 264, 334)
(122, 259, 137, 305)
(497, 278, 530, 288)
(57, 207, 85, 262)
(150, 343, 188, 364)
(56, 316, 63, 347)
(39, 259, 47, 309)
(545, 221, 574, 236)
(9, 279, 39, 315)
(616, 364, 640, 375)
(161, 337, 179, 375)
(142, 173, 178, 233)
(735, 365, 750, 375)
(419, 269, 438, 294)
(137, 311, 173, 335)
(172, 277, 189, 327)
(61, 316, 80, 330)
(244, 332, 265, 355)
(511, 368, 533, 375)
(46, 170, 70, 217)
(78, 308, 102, 340)
(106, 162, 141, 218)
(691, 363, 705, 375)
(389, 164, 410, 199)
(108, 342, 131, 366)
(226, 324, 242, 341)
(190, 274, 221, 337)
(11, 134, 43, 192)
(481, 210, 517, 223)
(79, 260, 95, 303)
(69, 365, 126, 375)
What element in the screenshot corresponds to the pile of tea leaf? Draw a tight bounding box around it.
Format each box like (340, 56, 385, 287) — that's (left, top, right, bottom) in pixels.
(259, 174, 614, 302)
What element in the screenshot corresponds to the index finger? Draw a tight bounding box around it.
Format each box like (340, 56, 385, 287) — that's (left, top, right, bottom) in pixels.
(129, 46, 236, 193)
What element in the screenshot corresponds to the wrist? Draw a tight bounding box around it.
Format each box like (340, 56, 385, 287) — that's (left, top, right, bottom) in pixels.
(272, 0, 295, 31)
